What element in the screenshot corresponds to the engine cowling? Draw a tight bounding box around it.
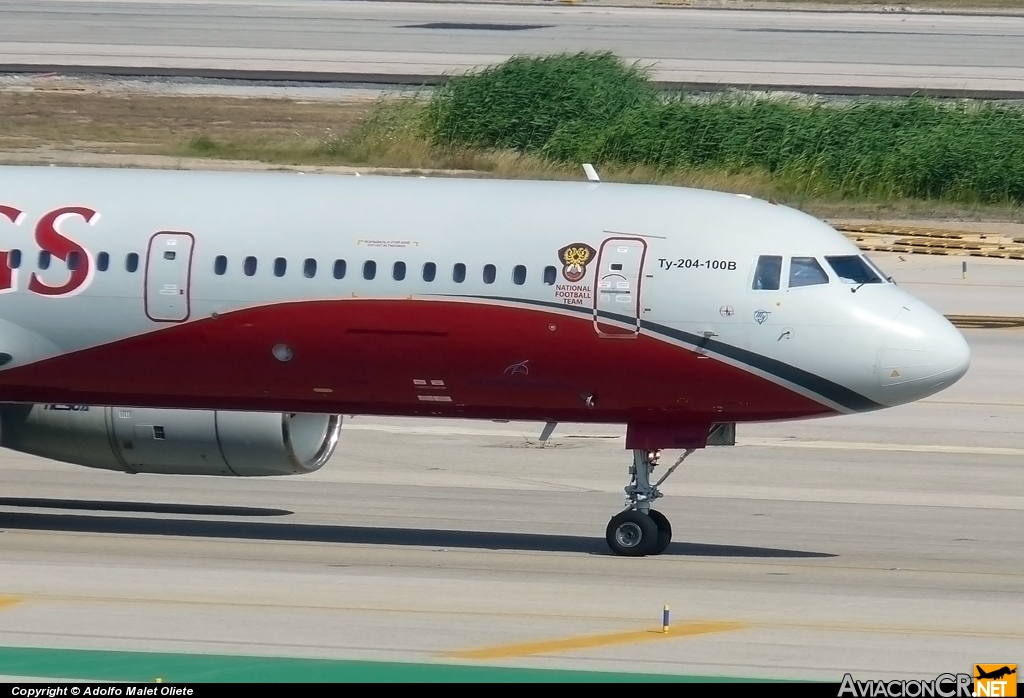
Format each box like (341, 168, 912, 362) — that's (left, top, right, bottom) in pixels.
(0, 404, 341, 476)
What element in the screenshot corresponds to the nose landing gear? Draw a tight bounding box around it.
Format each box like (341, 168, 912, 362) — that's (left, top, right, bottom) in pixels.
(605, 448, 693, 557)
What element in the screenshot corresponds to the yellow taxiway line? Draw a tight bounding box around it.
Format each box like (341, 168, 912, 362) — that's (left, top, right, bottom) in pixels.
(0, 596, 23, 610)
(445, 621, 746, 660)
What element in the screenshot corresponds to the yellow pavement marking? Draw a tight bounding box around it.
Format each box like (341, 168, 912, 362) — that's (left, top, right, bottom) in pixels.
(0, 596, 23, 610)
(445, 621, 746, 660)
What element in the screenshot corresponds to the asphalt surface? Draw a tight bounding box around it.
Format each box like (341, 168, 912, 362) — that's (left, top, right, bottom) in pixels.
(2, 1, 1024, 95)
(0, 257, 1021, 681)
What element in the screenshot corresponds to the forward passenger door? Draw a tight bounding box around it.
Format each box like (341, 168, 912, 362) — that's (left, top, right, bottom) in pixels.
(593, 237, 647, 338)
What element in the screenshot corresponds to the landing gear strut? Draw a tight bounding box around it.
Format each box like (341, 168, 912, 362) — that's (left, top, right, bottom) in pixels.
(605, 448, 693, 557)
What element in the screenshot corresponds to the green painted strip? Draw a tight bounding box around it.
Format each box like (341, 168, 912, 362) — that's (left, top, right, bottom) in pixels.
(0, 646, 752, 683)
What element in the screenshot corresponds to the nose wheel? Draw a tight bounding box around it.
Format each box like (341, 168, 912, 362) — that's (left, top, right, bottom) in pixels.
(606, 448, 692, 557)
(648, 509, 673, 555)
(606, 509, 658, 556)
(605, 508, 672, 556)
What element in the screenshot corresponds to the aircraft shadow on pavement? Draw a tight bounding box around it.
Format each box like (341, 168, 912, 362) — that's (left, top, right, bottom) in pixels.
(0, 510, 835, 558)
(0, 497, 292, 518)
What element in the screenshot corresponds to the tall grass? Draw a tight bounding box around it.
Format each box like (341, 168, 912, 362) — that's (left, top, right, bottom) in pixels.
(425, 53, 1024, 204)
(425, 52, 657, 151)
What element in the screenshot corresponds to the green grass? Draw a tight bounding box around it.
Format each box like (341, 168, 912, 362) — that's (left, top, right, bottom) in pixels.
(188, 134, 218, 153)
(161, 52, 1024, 216)
(425, 52, 658, 152)
(423, 52, 1024, 206)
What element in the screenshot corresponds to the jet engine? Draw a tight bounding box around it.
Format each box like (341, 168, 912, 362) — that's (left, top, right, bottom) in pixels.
(0, 404, 341, 476)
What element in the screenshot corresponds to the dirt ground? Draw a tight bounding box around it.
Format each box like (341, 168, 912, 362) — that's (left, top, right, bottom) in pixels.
(0, 88, 377, 159)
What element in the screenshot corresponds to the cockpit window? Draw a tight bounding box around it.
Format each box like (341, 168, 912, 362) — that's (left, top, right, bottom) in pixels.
(789, 257, 829, 288)
(826, 255, 883, 284)
(862, 255, 891, 282)
(752, 255, 782, 290)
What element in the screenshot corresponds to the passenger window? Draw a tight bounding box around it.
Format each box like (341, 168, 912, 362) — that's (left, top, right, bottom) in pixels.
(826, 255, 882, 285)
(97, 252, 109, 272)
(512, 265, 526, 285)
(363, 260, 376, 280)
(422, 262, 436, 282)
(274, 257, 287, 277)
(453, 263, 466, 283)
(789, 257, 829, 288)
(752, 255, 782, 290)
(126, 253, 139, 273)
(543, 266, 557, 285)
(333, 259, 346, 279)
(214, 255, 227, 275)
(243, 256, 257, 277)
(483, 264, 496, 284)
(67, 251, 80, 271)
(7, 249, 20, 270)
(304, 258, 317, 278)
(163, 251, 176, 261)
(393, 261, 406, 281)
(38, 251, 51, 270)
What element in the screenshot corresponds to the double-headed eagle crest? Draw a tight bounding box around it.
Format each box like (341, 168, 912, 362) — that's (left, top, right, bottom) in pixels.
(558, 243, 596, 282)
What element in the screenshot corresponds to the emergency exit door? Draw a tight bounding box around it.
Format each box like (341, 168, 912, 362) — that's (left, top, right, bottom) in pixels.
(145, 232, 194, 322)
(593, 237, 647, 338)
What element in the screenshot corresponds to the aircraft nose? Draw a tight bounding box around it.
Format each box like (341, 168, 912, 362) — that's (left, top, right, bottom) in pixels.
(877, 301, 971, 406)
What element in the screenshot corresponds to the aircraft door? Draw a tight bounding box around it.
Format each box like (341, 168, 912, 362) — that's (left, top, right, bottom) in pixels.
(593, 237, 647, 338)
(145, 232, 194, 322)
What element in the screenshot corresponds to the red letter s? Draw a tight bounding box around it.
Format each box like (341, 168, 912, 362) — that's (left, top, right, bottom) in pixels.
(28, 206, 96, 297)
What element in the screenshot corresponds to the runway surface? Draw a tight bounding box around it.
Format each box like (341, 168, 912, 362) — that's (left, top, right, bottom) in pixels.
(0, 255, 1021, 681)
(2, 1, 1024, 95)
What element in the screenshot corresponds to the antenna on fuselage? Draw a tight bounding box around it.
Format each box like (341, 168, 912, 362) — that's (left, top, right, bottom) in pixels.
(583, 163, 600, 182)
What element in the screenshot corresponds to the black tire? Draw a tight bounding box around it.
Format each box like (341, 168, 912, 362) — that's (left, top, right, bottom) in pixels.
(648, 509, 672, 555)
(605, 510, 659, 557)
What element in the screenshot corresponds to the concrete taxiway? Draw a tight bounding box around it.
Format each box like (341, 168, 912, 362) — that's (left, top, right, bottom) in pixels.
(0, 254, 1021, 681)
(2, 1, 1024, 95)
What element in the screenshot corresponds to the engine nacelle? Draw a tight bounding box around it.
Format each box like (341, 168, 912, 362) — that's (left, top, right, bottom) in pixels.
(0, 404, 341, 476)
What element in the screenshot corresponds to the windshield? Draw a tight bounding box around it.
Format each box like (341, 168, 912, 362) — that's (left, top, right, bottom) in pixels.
(789, 257, 829, 288)
(862, 255, 891, 282)
(826, 255, 883, 284)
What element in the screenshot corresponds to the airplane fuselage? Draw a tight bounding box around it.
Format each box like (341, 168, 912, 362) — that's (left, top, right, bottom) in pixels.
(0, 167, 970, 448)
